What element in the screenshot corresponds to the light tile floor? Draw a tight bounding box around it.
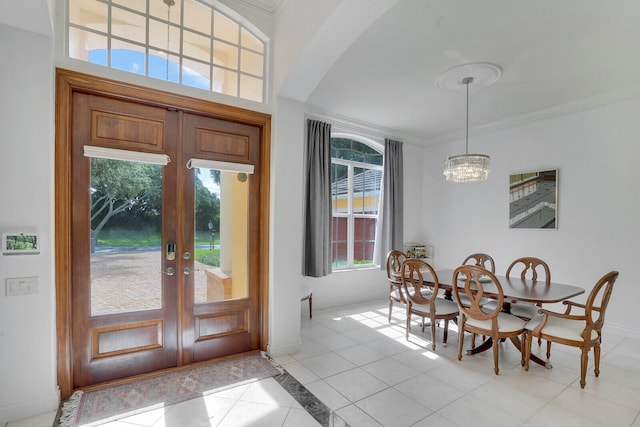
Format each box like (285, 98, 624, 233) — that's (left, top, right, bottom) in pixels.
(279, 300, 640, 427)
(8, 299, 640, 427)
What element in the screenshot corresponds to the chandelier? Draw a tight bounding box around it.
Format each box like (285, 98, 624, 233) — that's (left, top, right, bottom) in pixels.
(439, 63, 500, 183)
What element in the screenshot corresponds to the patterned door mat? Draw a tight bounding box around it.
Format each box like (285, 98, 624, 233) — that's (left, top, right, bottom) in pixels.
(58, 352, 282, 427)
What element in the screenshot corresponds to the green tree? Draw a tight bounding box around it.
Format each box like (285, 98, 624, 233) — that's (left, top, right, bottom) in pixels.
(91, 160, 221, 242)
(90, 158, 162, 237)
(195, 175, 220, 232)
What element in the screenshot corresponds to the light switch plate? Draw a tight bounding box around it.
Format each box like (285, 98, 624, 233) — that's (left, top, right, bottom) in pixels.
(5, 277, 38, 296)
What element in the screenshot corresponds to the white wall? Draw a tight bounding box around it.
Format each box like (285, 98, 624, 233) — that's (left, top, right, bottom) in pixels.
(0, 24, 58, 422)
(422, 98, 640, 334)
(268, 96, 306, 356)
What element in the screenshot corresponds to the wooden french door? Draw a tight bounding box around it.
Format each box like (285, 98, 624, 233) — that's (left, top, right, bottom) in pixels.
(56, 69, 270, 394)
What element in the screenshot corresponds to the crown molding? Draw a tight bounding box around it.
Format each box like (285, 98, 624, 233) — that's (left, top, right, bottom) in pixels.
(304, 108, 424, 147)
(228, 0, 287, 16)
(427, 86, 640, 146)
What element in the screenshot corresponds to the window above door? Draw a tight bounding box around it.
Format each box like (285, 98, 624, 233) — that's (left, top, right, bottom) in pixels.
(67, 0, 268, 103)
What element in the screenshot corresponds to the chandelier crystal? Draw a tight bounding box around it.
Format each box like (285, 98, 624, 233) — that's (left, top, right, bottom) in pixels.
(443, 154, 491, 182)
(442, 73, 494, 183)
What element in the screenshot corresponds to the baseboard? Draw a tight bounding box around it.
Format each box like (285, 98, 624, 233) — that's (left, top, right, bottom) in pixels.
(266, 338, 302, 358)
(605, 322, 640, 339)
(0, 387, 59, 424)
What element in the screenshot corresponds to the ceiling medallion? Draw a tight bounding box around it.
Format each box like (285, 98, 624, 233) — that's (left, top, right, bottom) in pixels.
(436, 62, 502, 92)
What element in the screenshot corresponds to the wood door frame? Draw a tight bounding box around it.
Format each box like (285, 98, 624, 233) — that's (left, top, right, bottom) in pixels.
(55, 68, 271, 399)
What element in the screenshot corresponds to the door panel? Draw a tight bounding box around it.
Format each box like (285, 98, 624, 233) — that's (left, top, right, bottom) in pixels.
(181, 114, 261, 363)
(71, 93, 179, 387)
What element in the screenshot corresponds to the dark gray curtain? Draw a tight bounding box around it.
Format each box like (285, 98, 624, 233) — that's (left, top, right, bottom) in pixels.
(379, 138, 404, 263)
(303, 119, 332, 277)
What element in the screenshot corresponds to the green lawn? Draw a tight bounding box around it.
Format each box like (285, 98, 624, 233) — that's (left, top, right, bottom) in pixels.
(95, 228, 217, 246)
(96, 228, 220, 266)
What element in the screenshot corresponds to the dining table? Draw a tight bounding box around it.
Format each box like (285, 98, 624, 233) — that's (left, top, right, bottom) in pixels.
(395, 267, 585, 368)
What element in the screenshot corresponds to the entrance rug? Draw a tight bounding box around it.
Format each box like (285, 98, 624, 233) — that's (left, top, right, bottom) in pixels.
(58, 352, 283, 427)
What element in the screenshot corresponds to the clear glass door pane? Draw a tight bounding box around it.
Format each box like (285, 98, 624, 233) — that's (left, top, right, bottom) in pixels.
(90, 158, 163, 316)
(194, 168, 249, 304)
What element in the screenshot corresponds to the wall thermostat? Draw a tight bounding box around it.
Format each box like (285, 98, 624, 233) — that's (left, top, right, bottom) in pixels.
(2, 232, 40, 255)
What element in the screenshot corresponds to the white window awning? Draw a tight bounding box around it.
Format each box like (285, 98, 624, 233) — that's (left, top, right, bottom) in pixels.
(186, 158, 254, 174)
(84, 146, 170, 165)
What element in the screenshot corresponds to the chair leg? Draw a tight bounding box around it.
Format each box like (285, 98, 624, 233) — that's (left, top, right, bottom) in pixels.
(430, 317, 437, 351)
(492, 337, 500, 375)
(406, 309, 411, 340)
(457, 319, 465, 361)
(594, 345, 601, 377)
(443, 319, 449, 347)
(580, 347, 589, 388)
(546, 341, 552, 359)
(520, 331, 527, 367)
(524, 331, 532, 371)
(388, 299, 393, 323)
(309, 294, 312, 319)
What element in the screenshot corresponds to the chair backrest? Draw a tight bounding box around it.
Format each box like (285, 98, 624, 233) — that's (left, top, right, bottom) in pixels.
(585, 271, 619, 331)
(462, 253, 496, 273)
(386, 250, 406, 283)
(506, 257, 551, 284)
(452, 264, 503, 321)
(400, 258, 438, 305)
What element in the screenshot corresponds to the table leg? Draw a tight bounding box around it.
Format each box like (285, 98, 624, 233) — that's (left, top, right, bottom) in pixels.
(464, 335, 551, 368)
(509, 336, 552, 368)
(465, 336, 493, 355)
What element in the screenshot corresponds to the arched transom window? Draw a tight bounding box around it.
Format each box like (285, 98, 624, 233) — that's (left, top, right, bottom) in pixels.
(67, 0, 267, 102)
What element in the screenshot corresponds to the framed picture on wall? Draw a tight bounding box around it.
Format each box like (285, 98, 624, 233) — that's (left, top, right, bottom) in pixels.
(509, 169, 558, 229)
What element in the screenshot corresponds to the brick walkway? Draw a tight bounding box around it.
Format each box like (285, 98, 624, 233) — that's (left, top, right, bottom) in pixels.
(91, 250, 207, 315)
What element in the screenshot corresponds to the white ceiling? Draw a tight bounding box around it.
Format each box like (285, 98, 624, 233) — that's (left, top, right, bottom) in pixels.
(303, 0, 640, 144)
(1, 0, 52, 37)
(5, 0, 640, 146)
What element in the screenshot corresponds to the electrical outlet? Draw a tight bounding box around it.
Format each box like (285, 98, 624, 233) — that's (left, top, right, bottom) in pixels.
(5, 277, 38, 296)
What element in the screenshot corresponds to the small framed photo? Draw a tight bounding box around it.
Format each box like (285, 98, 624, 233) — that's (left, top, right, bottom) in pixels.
(2, 232, 40, 255)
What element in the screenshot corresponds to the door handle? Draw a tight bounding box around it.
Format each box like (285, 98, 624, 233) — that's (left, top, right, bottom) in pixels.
(161, 267, 175, 276)
(183, 267, 200, 275)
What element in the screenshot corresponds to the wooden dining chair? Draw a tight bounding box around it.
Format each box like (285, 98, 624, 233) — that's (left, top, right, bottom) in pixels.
(524, 271, 619, 388)
(461, 253, 495, 347)
(506, 257, 551, 346)
(486, 257, 551, 320)
(386, 249, 407, 323)
(401, 258, 459, 350)
(452, 264, 527, 375)
(463, 253, 496, 273)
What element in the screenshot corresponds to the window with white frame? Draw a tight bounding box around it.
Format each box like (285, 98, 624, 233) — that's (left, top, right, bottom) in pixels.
(331, 136, 383, 269)
(67, 0, 267, 102)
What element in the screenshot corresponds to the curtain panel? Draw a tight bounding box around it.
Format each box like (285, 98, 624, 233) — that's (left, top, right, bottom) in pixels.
(303, 119, 332, 277)
(379, 138, 404, 264)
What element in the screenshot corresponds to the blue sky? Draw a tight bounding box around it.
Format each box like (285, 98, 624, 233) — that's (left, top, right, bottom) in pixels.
(89, 49, 210, 90)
